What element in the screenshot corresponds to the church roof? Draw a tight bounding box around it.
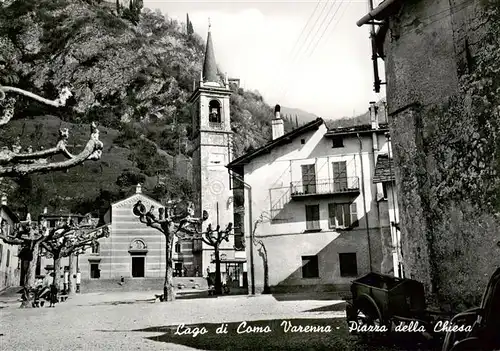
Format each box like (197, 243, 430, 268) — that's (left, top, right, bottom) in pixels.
(203, 26, 219, 84)
(111, 192, 163, 209)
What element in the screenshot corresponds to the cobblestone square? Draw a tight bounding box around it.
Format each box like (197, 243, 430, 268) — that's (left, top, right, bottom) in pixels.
(0, 291, 438, 351)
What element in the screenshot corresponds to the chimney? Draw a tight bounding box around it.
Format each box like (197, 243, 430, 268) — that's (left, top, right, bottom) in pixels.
(369, 101, 379, 130)
(43, 207, 48, 214)
(272, 104, 285, 140)
(1, 195, 6, 206)
(136, 183, 142, 194)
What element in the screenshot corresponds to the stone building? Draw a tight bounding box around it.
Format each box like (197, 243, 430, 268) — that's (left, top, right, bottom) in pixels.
(356, 0, 500, 306)
(227, 103, 398, 293)
(0, 195, 20, 292)
(188, 24, 247, 287)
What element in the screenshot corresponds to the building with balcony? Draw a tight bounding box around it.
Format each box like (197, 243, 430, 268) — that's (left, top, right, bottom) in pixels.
(227, 103, 399, 293)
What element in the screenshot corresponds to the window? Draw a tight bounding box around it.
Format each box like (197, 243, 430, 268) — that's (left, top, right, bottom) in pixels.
(339, 253, 358, 277)
(382, 183, 388, 200)
(332, 161, 348, 191)
(192, 239, 202, 252)
(305, 205, 320, 231)
(209, 100, 221, 124)
(175, 242, 181, 253)
(301, 164, 316, 194)
(332, 136, 344, 148)
(328, 203, 358, 229)
(6, 249, 10, 267)
(302, 255, 319, 278)
(300, 138, 306, 144)
(234, 234, 245, 250)
(90, 263, 100, 279)
(233, 216, 245, 250)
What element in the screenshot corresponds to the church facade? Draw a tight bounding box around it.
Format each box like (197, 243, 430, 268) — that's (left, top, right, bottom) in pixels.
(77, 184, 196, 280)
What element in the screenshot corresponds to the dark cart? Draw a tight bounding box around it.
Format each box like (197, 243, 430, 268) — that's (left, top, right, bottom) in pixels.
(345, 272, 450, 339)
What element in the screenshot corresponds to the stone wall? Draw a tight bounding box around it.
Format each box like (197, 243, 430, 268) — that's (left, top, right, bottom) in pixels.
(384, 0, 500, 309)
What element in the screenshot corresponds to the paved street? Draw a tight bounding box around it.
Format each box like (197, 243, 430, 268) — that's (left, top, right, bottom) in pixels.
(0, 290, 437, 350)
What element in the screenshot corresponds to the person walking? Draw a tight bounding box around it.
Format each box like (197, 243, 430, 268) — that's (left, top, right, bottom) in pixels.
(76, 269, 81, 293)
(49, 284, 58, 307)
(63, 268, 69, 294)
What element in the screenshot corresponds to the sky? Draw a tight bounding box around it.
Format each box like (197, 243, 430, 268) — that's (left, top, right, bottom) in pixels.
(143, 0, 387, 120)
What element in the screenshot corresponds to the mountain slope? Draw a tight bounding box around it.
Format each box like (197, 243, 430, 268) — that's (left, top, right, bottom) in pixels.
(0, 0, 274, 218)
(280, 106, 319, 126)
(325, 99, 388, 128)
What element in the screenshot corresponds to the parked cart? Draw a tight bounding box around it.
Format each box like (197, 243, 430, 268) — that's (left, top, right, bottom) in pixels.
(345, 272, 451, 340)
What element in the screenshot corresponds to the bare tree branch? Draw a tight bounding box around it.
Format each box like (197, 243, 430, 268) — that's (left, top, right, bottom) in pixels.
(0, 85, 72, 110)
(0, 122, 103, 177)
(0, 85, 103, 177)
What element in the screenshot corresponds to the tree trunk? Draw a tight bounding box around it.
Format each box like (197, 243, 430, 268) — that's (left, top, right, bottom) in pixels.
(19, 242, 40, 308)
(68, 254, 76, 295)
(214, 245, 222, 295)
(27, 243, 39, 287)
(262, 247, 271, 294)
(163, 232, 175, 302)
(53, 255, 61, 292)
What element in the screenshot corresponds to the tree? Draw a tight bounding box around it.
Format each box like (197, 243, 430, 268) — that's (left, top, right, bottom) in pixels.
(0, 214, 44, 307)
(188, 221, 233, 295)
(186, 13, 194, 36)
(133, 200, 234, 298)
(40, 214, 109, 294)
(251, 213, 271, 294)
(0, 85, 104, 177)
(0, 213, 108, 307)
(121, 0, 143, 25)
(132, 200, 208, 301)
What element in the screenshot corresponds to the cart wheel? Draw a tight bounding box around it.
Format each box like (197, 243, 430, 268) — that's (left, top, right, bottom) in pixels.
(348, 299, 388, 339)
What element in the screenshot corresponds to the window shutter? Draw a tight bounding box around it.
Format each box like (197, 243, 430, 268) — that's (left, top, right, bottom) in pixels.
(335, 204, 344, 227)
(350, 203, 359, 227)
(328, 204, 335, 227)
(344, 203, 351, 227)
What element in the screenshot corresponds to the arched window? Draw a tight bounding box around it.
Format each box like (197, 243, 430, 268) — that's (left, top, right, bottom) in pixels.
(209, 100, 221, 124)
(175, 242, 181, 253)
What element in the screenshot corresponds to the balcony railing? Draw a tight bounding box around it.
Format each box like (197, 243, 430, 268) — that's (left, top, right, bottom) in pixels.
(291, 177, 360, 198)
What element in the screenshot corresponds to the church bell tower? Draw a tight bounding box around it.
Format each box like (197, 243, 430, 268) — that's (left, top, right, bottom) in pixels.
(188, 23, 234, 274)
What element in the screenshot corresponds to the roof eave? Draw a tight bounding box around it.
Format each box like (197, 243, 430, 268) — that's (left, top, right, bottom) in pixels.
(356, 0, 402, 27)
(227, 118, 324, 168)
(325, 127, 389, 137)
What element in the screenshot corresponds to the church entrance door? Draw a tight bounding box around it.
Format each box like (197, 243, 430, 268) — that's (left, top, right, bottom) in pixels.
(131, 257, 145, 278)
